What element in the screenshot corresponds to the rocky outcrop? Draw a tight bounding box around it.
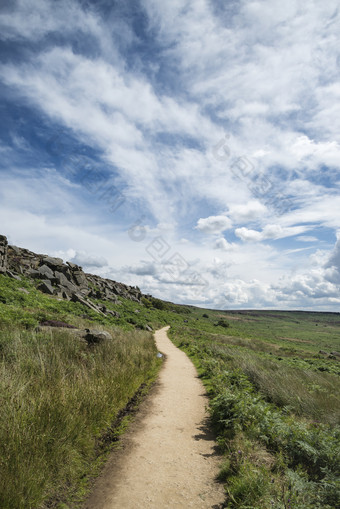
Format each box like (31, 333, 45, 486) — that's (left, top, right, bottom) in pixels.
(0, 235, 144, 318)
(0, 235, 8, 273)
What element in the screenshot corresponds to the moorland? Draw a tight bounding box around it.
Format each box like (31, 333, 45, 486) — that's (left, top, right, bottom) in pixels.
(0, 272, 339, 508)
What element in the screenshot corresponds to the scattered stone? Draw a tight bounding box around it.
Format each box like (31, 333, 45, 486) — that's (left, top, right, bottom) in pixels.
(145, 325, 153, 332)
(71, 293, 106, 316)
(319, 350, 328, 355)
(84, 329, 113, 344)
(6, 271, 21, 280)
(330, 351, 340, 357)
(18, 287, 29, 294)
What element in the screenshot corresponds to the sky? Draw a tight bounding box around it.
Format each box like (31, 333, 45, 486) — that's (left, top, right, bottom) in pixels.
(0, 0, 340, 311)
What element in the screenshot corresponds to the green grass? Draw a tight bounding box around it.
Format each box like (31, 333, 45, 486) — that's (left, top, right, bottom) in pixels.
(1, 272, 340, 508)
(0, 274, 164, 508)
(168, 309, 340, 508)
(0, 325, 160, 509)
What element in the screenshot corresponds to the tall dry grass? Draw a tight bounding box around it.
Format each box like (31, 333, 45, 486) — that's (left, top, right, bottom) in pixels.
(0, 326, 159, 509)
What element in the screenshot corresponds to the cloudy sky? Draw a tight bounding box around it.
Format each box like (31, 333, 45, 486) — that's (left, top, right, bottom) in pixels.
(1, 0, 340, 310)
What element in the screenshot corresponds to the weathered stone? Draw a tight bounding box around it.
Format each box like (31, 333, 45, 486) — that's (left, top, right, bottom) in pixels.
(0, 235, 8, 273)
(71, 293, 106, 316)
(7, 271, 21, 280)
(84, 329, 112, 344)
(18, 288, 30, 294)
(54, 271, 71, 287)
(330, 351, 340, 357)
(38, 264, 54, 279)
(26, 269, 41, 279)
(145, 325, 153, 332)
(319, 350, 328, 355)
(42, 256, 64, 270)
(37, 280, 55, 295)
(3, 234, 146, 305)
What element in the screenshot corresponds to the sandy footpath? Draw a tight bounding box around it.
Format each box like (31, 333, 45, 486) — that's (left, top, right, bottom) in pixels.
(83, 326, 225, 509)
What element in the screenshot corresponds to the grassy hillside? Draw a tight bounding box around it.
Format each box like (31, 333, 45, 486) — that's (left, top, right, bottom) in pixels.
(1, 272, 339, 508)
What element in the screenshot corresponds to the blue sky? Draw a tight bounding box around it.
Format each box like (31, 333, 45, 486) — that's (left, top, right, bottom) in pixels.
(1, 0, 340, 310)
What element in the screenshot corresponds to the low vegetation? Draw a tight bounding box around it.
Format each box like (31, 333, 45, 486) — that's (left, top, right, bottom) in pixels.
(1, 271, 340, 508)
(169, 311, 340, 508)
(0, 275, 161, 509)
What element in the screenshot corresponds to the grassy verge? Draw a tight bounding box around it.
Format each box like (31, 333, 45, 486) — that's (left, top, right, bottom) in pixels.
(169, 321, 340, 509)
(0, 325, 161, 509)
(0, 274, 163, 509)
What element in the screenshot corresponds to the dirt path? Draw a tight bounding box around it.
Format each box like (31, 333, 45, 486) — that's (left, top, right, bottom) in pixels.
(84, 326, 225, 509)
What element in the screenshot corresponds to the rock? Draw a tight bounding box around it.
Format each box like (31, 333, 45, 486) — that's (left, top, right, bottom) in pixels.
(18, 288, 29, 294)
(38, 264, 54, 279)
(106, 310, 120, 318)
(6, 271, 21, 280)
(330, 351, 340, 357)
(84, 329, 112, 344)
(3, 234, 149, 305)
(37, 280, 55, 295)
(26, 269, 41, 279)
(42, 256, 65, 270)
(71, 293, 106, 316)
(0, 235, 8, 273)
(54, 270, 71, 287)
(145, 325, 153, 332)
(319, 350, 328, 355)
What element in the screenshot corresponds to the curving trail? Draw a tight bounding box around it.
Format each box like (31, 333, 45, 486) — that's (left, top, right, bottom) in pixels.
(84, 326, 225, 509)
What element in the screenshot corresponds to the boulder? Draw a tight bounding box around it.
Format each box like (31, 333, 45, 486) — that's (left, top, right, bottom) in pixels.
(42, 256, 64, 270)
(37, 280, 55, 295)
(26, 269, 41, 279)
(84, 329, 112, 344)
(38, 264, 54, 279)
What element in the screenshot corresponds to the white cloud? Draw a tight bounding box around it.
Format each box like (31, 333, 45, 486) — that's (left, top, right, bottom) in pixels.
(228, 200, 267, 223)
(235, 224, 309, 242)
(196, 215, 232, 234)
(1, 0, 340, 310)
(297, 236, 319, 242)
(214, 238, 235, 251)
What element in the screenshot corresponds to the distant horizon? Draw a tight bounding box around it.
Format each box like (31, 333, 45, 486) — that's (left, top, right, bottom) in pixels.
(1, 0, 340, 311)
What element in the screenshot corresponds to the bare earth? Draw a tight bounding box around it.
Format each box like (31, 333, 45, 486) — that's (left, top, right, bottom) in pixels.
(83, 326, 225, 509)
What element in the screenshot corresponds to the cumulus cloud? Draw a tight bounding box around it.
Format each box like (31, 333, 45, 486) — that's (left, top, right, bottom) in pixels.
(196, 215, 232, 234)
(228, 201, 267, 223)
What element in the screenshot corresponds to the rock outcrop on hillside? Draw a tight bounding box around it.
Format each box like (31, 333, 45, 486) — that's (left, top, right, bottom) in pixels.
(0, 235, 143, 317)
